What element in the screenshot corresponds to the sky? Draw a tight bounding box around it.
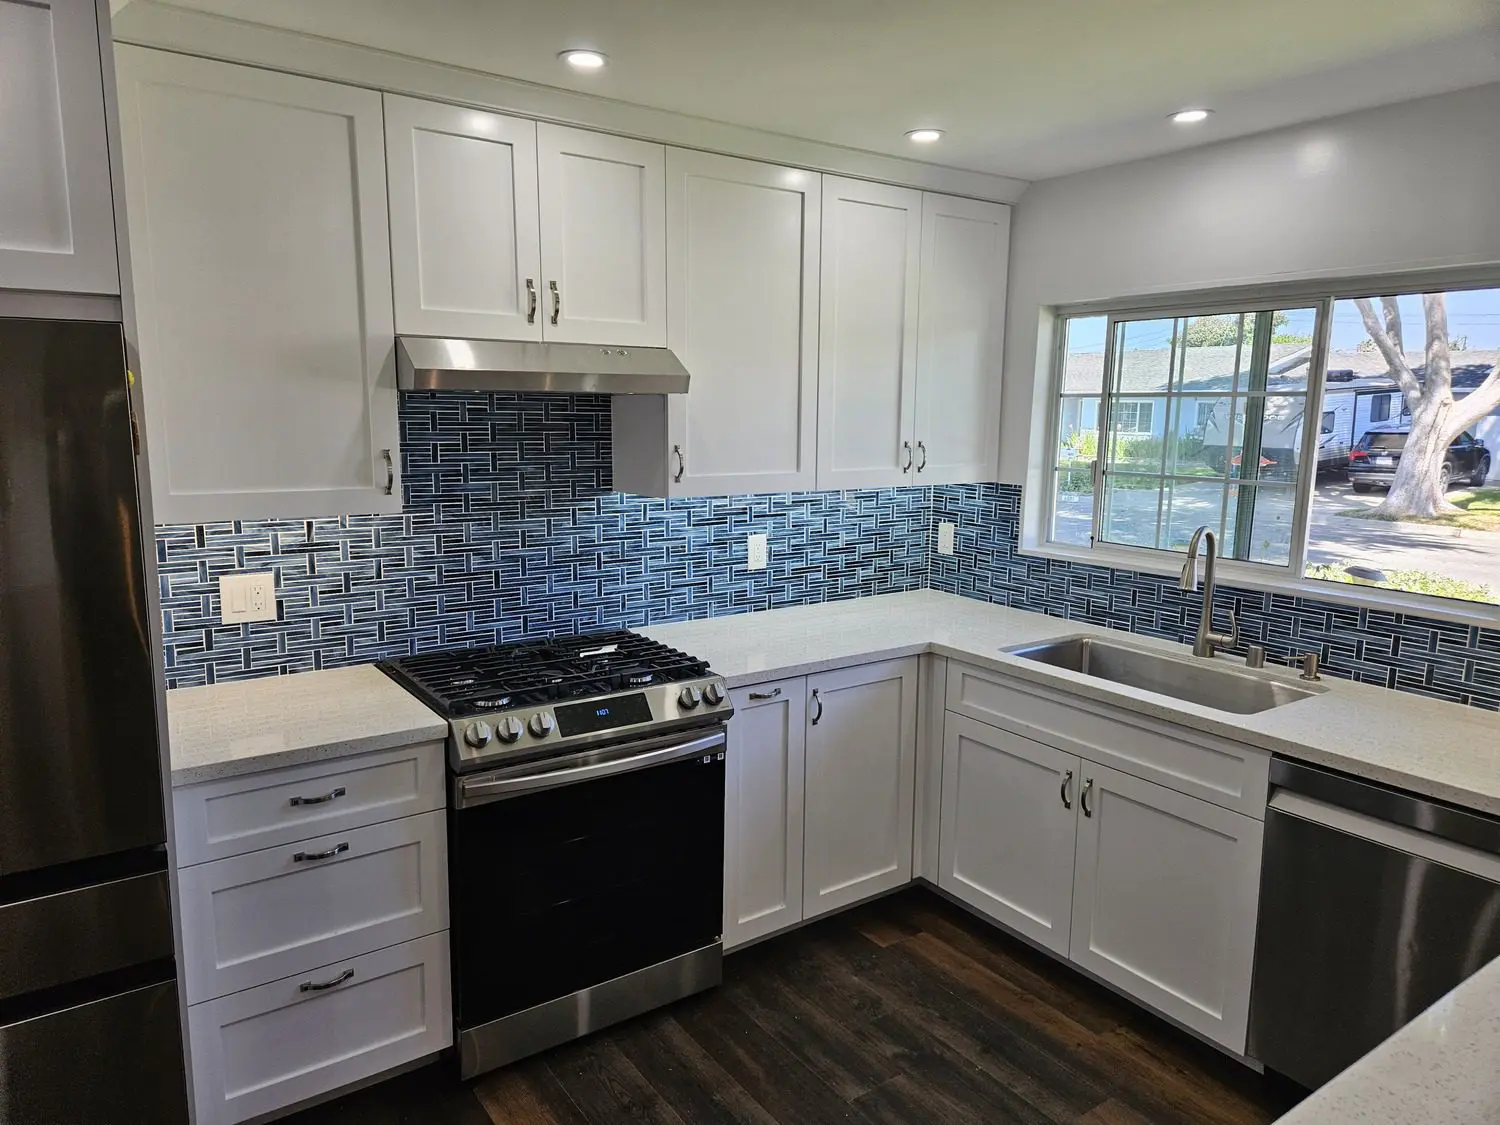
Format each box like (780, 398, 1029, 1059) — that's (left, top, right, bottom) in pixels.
(1064, 287, 1500, 356)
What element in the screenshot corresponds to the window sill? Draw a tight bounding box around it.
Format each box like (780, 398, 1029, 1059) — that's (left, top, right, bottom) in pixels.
(1017, 539, 1500, 630)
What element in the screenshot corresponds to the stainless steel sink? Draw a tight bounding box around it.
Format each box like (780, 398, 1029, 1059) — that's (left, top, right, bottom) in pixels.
(1004, 636, 1325, 714)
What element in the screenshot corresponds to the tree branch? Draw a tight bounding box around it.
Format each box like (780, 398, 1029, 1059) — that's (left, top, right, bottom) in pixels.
(1355, 297, 1422, 411)
(1381, 296, 1404, 355)
(1423, 294, 1453, 403)
(1446, 361, 1500, 436)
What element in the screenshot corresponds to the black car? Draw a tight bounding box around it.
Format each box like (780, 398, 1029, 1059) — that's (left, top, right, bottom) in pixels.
(1347, 422, 1491, 492)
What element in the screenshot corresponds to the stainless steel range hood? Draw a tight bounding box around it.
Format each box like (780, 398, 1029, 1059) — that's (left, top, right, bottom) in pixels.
(396, 337, 690, 394)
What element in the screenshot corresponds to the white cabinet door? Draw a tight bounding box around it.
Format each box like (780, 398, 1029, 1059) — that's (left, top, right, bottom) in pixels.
(803, 658, 917, 919)
(117, 49, 399, 522)
(0, 0, 118, 293)
(1070, 761, 1264, 1052)
(723, 678, 807, 949)
(659, 149, 820, 496)
(938, 716, 1078, 957)
(913, 193, 1009, 485)
(815, 177, 922, 490)
(537, 124, 666, 347)
(384, 95, 542, 341)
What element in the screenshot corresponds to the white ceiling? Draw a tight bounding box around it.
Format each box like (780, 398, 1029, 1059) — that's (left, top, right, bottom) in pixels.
(120, 0, 1500, 181)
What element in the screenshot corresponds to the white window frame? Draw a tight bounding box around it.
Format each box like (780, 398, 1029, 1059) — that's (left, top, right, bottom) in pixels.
(1024, 272, 1500, 629)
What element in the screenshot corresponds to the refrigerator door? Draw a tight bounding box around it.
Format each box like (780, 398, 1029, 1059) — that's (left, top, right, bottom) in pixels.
(0, 318, 165, 876)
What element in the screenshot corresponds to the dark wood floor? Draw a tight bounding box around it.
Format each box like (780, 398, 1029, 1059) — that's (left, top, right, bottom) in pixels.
(287, 888, 1303, 1125)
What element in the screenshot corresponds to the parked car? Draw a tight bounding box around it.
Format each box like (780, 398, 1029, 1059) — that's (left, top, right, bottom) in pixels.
(1346, 422, 1491, 493)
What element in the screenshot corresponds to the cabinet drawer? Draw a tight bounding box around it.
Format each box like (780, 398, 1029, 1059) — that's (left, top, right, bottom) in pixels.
(187, 932, 452, 1125)
(173, 742, 445, 866)
(179, 811, 448, 1003)
(946, 662, 1270, 817)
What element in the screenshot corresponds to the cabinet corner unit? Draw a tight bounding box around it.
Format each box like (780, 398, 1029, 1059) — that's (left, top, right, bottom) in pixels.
(0, 0, 120, 294)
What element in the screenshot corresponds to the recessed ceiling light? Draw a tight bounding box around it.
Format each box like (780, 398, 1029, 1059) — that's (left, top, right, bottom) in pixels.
(1171, 109, 1212, 124)
(906, 128, 944, 144)
(560, 49, 607, 71)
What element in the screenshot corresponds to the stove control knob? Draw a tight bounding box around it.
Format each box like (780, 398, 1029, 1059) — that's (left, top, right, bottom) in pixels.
(464, 721, 493, 749)
(528, 712, 555, 739)
(703, 682, 725, 707)
(678, 685, 703, 710)
(495, 716, 524, 744)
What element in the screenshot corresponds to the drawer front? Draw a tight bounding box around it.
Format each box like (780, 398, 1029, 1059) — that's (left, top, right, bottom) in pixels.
(179, 811, 448, 1003)
(173, 741, 445, 866)
(946, 662, 1270, 817)
(187, 932, 452, 1125)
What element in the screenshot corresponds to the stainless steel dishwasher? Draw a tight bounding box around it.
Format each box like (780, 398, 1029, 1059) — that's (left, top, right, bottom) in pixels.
(1249, 757, 1500, 1090)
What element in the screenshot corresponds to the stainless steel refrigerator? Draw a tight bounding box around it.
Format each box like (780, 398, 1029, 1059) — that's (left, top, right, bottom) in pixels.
(0, 316, 188, 1122)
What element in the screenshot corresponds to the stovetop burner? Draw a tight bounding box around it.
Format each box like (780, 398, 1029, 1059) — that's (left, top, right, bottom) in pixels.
(378, 630, 712, 718)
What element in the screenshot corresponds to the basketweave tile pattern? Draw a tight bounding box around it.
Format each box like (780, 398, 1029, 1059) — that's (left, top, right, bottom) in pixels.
(154, 392, 930, 688)
(929, 482, 1500, 712)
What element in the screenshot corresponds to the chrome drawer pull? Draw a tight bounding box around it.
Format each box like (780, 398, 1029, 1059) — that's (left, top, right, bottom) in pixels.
(1060, 769, 1073, 810)
(550, 280, 561, 325)
(748, 688, 782, 701)
(299, 968, 354, 993)
(526, 277, 537, 324)
(292, 842, 349, 862)
(810, 689, 823, 725)
(1080, 777, 1094, 818)
(289, 786, 345, 807)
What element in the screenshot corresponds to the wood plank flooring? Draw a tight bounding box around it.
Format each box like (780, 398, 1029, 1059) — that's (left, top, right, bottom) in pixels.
(286, 888, 1303, 1125)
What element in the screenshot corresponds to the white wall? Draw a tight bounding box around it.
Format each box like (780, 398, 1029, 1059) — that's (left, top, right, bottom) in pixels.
(1001, 81, 1500, 488)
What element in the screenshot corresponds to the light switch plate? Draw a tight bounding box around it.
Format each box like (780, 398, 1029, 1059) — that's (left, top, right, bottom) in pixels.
(747, 533, 768, 571)
(219, 571, 277, 624)
(937, 522, 956, 556)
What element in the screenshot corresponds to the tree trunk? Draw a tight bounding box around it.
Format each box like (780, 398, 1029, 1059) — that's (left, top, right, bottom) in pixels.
(1370, 398, 1459, 518)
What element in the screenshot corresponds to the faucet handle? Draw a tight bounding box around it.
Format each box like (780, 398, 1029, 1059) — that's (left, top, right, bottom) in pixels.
(1223, 608, 1240, 649)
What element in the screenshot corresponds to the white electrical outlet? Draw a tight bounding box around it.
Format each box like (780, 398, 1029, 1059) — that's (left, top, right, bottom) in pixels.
(747, 533, 768, 571)
(937, 521, 956, 556)
(219, 571, 278, 624)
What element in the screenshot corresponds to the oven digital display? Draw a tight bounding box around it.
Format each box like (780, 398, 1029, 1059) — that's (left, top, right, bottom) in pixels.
(555, 693, 653, 737)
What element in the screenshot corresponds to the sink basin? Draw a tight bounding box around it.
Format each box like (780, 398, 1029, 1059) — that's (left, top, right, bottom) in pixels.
(1004, 636, 1324, 714)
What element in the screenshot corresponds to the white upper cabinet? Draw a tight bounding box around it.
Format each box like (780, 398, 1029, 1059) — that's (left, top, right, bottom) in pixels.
(118, 48, 400, 522)
(913, 193, 1009, 484)
(0, 0, 118, 294)
(384, 96, 541, 341)
(613, 150, 820, 497)
(802, 658, 917, 919)
(815, 178, 922, 490)
(537, 124, 666, 347)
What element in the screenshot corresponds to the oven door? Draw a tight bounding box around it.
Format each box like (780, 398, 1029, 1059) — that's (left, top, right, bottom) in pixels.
(449, 727, 725, 1074)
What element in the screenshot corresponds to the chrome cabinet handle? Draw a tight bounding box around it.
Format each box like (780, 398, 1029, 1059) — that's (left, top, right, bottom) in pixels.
(550, 280, 560, 325)
(289, 786, 345, 807)
(916, 440, 928, 472)
(902, 441, 913, 473)
(810, 689, 823, 726)
(292, 842, 349, 863)
(526, 278, 537, 324)
(748, 688, 782, 701)
(1080, 777, 1094, 818)
(381, 449, 394, 495)
(1060, 769, 1073, 810)
(672, 444, 685, 482)
(299, 968, 354, 993)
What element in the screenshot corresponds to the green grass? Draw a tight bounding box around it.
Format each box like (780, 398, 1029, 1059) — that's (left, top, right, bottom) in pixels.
(1306, 561, 1499, 604)
(1336, 488, 1500, 533)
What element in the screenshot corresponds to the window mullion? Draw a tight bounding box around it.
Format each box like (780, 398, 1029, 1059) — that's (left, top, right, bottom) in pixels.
(1288, 297, 1334, 578)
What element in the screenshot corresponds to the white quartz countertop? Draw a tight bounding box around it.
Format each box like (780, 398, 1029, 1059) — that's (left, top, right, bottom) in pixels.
(641, 589, 1500, 817)
(1275, 955, 1500, 1124)
(167, 664, 447, 785)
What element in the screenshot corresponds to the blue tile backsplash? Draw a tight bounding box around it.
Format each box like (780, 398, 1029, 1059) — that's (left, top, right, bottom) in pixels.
(155, 393, 1500, 711)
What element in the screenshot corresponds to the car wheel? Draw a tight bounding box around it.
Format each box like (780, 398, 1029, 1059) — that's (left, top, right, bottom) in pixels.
(1439, 462, 1454, 490)
(1351, 481, 1373, 494)
(1473, 457, 1491, 488)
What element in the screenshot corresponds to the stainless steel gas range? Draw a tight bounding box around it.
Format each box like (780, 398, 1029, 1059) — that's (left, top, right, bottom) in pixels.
(380, 630, 732, 1078)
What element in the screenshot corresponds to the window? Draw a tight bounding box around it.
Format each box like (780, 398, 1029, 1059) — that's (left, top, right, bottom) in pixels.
(1045, 283, 1500, 611)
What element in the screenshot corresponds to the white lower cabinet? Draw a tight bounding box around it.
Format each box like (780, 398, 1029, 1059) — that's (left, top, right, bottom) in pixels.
(187, 932, 451, 1125)
(803, 658, 917, 919)
(1069, 761, 1263, 1052)
(938, 716, 1078, 957)
(723, 678, 807, 950)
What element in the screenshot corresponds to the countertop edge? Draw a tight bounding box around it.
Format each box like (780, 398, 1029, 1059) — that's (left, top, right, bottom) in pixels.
(169, 722, 449, 787)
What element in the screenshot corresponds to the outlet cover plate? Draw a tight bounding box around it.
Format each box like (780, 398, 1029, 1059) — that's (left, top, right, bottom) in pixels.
(937, 522, 956, 556)
(220, 571, 277, 624)
(747, 533, 768, 571)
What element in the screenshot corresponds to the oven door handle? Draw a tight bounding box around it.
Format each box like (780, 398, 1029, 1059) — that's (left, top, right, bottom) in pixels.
(457, 730, 726, 806)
